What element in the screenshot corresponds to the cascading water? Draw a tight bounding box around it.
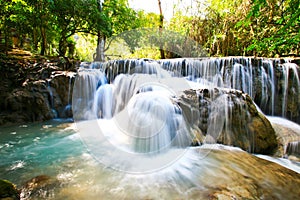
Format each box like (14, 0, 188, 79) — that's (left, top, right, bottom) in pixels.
(73, 58, 300, 157)
(72, 56, 300, 173)
(72, 61, 194, 172)
(160, 57, 300, 123)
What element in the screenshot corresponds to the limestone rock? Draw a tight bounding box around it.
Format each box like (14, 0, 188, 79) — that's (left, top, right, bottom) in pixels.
(4, 88, 54, 124)
(179, 88, 278, 154)
(269, 117, 300, 161)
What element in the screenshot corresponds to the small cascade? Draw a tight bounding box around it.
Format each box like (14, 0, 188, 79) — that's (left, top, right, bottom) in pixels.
(280, 62, 300, 119)
(230, 62, 252, 96)
(72, 69, 108, 120)
(63, 73, 76, 118)
(286, 141, 300, 157)
(46, 79, 58, 118)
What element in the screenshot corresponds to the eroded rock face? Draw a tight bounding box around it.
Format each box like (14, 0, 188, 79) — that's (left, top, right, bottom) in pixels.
(3, 88, 54, 125)
(178, 88, 278, 154)
(0, 55, 77, 126)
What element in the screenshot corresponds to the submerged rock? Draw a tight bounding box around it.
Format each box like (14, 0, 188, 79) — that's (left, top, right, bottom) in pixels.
(179, 88, 278, 154)
(20, 175, 59, 200)
(194, 148, 300, 200)
(0, 179, 20, 200)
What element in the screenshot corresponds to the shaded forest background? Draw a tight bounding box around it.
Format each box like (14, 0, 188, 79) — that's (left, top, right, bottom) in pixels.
(0, 0, 299, 61)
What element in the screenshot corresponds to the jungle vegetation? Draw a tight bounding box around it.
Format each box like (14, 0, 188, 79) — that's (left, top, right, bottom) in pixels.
(0, 0, 299, 61)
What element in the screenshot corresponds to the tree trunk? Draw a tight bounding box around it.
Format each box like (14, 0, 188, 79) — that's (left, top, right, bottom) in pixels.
(40, 26, 47, 55)
(4, 26, 9, 55)
(94, 31, 106, 62)
(94, 1, 105, 62)
(32, 27, 38, 51)
(58, 32, 68, 57)
(158, 0, 165, 59)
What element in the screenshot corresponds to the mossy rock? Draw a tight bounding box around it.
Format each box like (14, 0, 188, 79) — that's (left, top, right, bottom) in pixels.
(0, 179, 20, 200)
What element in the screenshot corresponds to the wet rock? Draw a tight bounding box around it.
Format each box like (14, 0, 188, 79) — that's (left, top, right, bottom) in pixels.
(49, 71, 75, 118)
(4, 89, 54, 124)
(179, 88, 278, 154)
(20, 175, 59, 200)
(0, 51, 78, 125)
(0, 179, 20, 200)
(269, 117, 300, 161)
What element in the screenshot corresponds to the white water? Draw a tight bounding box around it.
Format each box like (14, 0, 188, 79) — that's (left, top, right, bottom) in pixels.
(161, 58, 300, 119)
(73, 65, 194, 172)
(73, 58, 300, 170)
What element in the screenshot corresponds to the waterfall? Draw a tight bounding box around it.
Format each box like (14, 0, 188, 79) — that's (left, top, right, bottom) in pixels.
(72, 57, 300, 171)
(280, 62, 300, 118)
(159, 57, 300, 122)
(77, 57, 300, 121)
(72, 69, 108, 120)
(74, 57, 300, 137)
(73, 62, 192, 155)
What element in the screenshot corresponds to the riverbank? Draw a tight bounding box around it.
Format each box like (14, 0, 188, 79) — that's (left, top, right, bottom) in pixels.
(0, 49, 78, 126)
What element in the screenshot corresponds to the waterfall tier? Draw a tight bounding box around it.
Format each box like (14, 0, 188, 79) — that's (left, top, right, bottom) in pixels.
(84, 57, 300, 123)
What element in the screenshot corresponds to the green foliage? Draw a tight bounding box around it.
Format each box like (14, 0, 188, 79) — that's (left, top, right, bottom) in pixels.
(2, 0, 298, 59)
(1, 0, 139, 59)
(242, 0, 300, 56)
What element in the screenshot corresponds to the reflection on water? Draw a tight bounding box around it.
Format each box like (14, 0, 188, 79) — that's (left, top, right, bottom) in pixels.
(0, 120, 300, 199)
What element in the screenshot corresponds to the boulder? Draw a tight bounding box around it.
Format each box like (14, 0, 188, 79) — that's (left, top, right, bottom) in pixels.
(0, 179, 20, 200)
(20, 175, 59, 199)
(268, 117, 300, 161)
(178, 88, 278, 154)
(4, 88, 54, 124)
(0, 51, 78, 125)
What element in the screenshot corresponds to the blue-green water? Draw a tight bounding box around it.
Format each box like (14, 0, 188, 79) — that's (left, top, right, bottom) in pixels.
(1, 119, 300, 199)
(0, 119, 83, 185)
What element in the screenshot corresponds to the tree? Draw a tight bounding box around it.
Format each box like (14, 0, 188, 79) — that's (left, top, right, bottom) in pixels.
(168, 0, 251, 56)
(0, 0, 32, 53)
(50, 0, 106, 57)
(94, 0, 139, 61)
